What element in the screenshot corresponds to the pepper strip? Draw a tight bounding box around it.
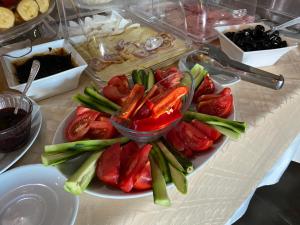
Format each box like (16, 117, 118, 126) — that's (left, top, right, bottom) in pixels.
(119, 84, 145, 119)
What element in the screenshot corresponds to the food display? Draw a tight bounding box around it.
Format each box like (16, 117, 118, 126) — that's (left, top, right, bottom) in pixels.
(69, 10, 188, 81)
(0, 0, 51, 29)
(224, 25, 288, 52)
(41, 63, 246, 205)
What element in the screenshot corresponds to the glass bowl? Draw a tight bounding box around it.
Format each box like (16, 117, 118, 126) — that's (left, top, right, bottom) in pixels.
(0, 93, 33, 153)
(111, 71, 194, 143)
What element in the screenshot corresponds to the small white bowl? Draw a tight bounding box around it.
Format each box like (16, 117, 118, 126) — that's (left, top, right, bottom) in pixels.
(215, 22, 298, 67)
(1, 39, 88, 101)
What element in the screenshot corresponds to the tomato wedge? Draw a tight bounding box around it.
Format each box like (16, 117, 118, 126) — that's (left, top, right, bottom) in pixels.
(103, 75, 130, 105)
(119, 144, 152, 193)
(133, 161, 152, 190)
(65, 111, 100, 141)
(198, 87, 232, 102)
(166, 127, 185, 151)
(87, 117, 117, 139)
(76, 106, 109, 117)
(197, 94, 233, 118)
(96, 143, 122, 186)
(193, 76, 215, 103)
(191, 120, 221, 141)
(108, 75, 129, 93)
(178, 122, 213, 152)
(155, 67, 182, 88)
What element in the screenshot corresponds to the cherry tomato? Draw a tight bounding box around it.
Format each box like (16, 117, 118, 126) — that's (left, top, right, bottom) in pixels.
(87, 117, 117, 139)
(65, 111, 99, 141)
(197, 95, 233, 118)
(178, 122, 213, 152)
(133, 161, 152, 190)
(191, 120, 221, 141)
(96, 143, 122, 186)
(193, 76, 215, 103)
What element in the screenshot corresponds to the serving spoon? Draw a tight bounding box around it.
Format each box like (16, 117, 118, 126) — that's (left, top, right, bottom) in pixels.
(14, 60, 40, 115)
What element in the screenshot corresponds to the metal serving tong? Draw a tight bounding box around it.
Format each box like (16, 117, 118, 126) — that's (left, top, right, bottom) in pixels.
(187, 44, 284, 90)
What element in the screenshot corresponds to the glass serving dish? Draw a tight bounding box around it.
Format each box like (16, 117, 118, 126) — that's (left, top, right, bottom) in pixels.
(110, 71, 195, 143)
(61, 1, 190, 83)
(130, 0, 257, 43)
(0, 0, 56, 44)
(0, 93, 33, 153)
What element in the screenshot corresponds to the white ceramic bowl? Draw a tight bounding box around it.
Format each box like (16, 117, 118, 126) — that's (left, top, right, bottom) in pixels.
(0, 39, 87, 101)
(214, 22, 298, 67)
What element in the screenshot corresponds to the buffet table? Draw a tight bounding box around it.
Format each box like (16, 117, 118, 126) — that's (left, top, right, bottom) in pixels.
(1, 45, 300, 225)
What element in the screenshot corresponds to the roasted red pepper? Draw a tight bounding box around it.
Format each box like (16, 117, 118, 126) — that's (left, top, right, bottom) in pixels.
(133, 110, 182, 131)
(119, 84, 145, 119)
(151, 86, 188, 118)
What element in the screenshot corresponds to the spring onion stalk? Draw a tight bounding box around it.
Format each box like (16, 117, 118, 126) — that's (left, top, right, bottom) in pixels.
(151, 143, 171, 183)
(41, 151, 83, 166)
(64, 151, 102, 195)
(44, 137, 130, 153)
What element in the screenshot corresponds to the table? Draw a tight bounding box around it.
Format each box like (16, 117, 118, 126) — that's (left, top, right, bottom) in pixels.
(1, 45, 300, 225)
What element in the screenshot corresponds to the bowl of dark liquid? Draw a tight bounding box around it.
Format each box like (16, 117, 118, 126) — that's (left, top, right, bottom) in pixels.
(0, 93, 33, 153)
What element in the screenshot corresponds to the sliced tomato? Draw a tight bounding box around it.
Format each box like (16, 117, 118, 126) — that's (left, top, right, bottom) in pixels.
(166, 127, 185, 151)
(155, 67, 182, 88)
(133, 161, 152, 190)
(120, 142, 140, 176)
(181, 147, 194, 158)
(103, 85, 128, 105)
(178, 122, 213, 152)
(197, 87, 232, 102)
(193, 76, 215, 103)
(197, 94, 233, 118)
(96, 143, 122, 186)
(119, 144, 152, 193)
(107, 75, 129, 94)
(191, 120, 221, 141)
(87, 117, 117, 139)
(75, 106, 109, 117)
(65, 111, 99, 141)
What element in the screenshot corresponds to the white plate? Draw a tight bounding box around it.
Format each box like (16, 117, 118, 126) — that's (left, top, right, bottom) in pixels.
(52, 86, 235, 199)
(0, 101, 42, 174)
(0, 164, 79, 225)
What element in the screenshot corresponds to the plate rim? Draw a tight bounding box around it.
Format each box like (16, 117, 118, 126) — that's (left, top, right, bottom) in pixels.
(0, 101, 42, 174)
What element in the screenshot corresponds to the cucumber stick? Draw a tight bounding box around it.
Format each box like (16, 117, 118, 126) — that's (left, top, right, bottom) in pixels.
(156, 141, 185, 173)
(132, 70, 143, 85)
(73, 94, 116, 115)
(169, 163, 188, 194)
(212, 125, 241, 140)
(139, 70, 148, 88)
(64, 151, 102, 195)
(41, 151, 83, 166)
(149, 154, 171, 206)
(147, 70, 155, 90)
(161, 139, 194, 174)
(152, 143, 171, 183)
(191, 63, 207, 88)
(84, 87, 121, 111)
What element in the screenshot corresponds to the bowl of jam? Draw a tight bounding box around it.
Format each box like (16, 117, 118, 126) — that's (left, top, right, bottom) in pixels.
(0, 93, 33, 153)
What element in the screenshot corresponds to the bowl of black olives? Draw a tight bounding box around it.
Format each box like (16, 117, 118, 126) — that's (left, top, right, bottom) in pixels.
(215, 23, 297, 67)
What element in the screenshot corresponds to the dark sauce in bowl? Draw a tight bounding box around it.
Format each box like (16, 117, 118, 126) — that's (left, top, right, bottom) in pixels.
(14, 48, 75, 84)
(0, 107, 31, 153)
(0, 108, 27, 131)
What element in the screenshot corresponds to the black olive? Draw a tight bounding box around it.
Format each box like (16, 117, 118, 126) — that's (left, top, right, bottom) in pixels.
(225, 32, 235, 40)
(281, 40, 288, 47)
(255, 25, 265, 32)
(272, 30, 279, 37)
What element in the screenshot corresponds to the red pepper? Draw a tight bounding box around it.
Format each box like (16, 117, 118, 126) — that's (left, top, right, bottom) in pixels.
(133, 110, 182, 131)
(119, 84, 145, 119)
(151, 86, 188, 118)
